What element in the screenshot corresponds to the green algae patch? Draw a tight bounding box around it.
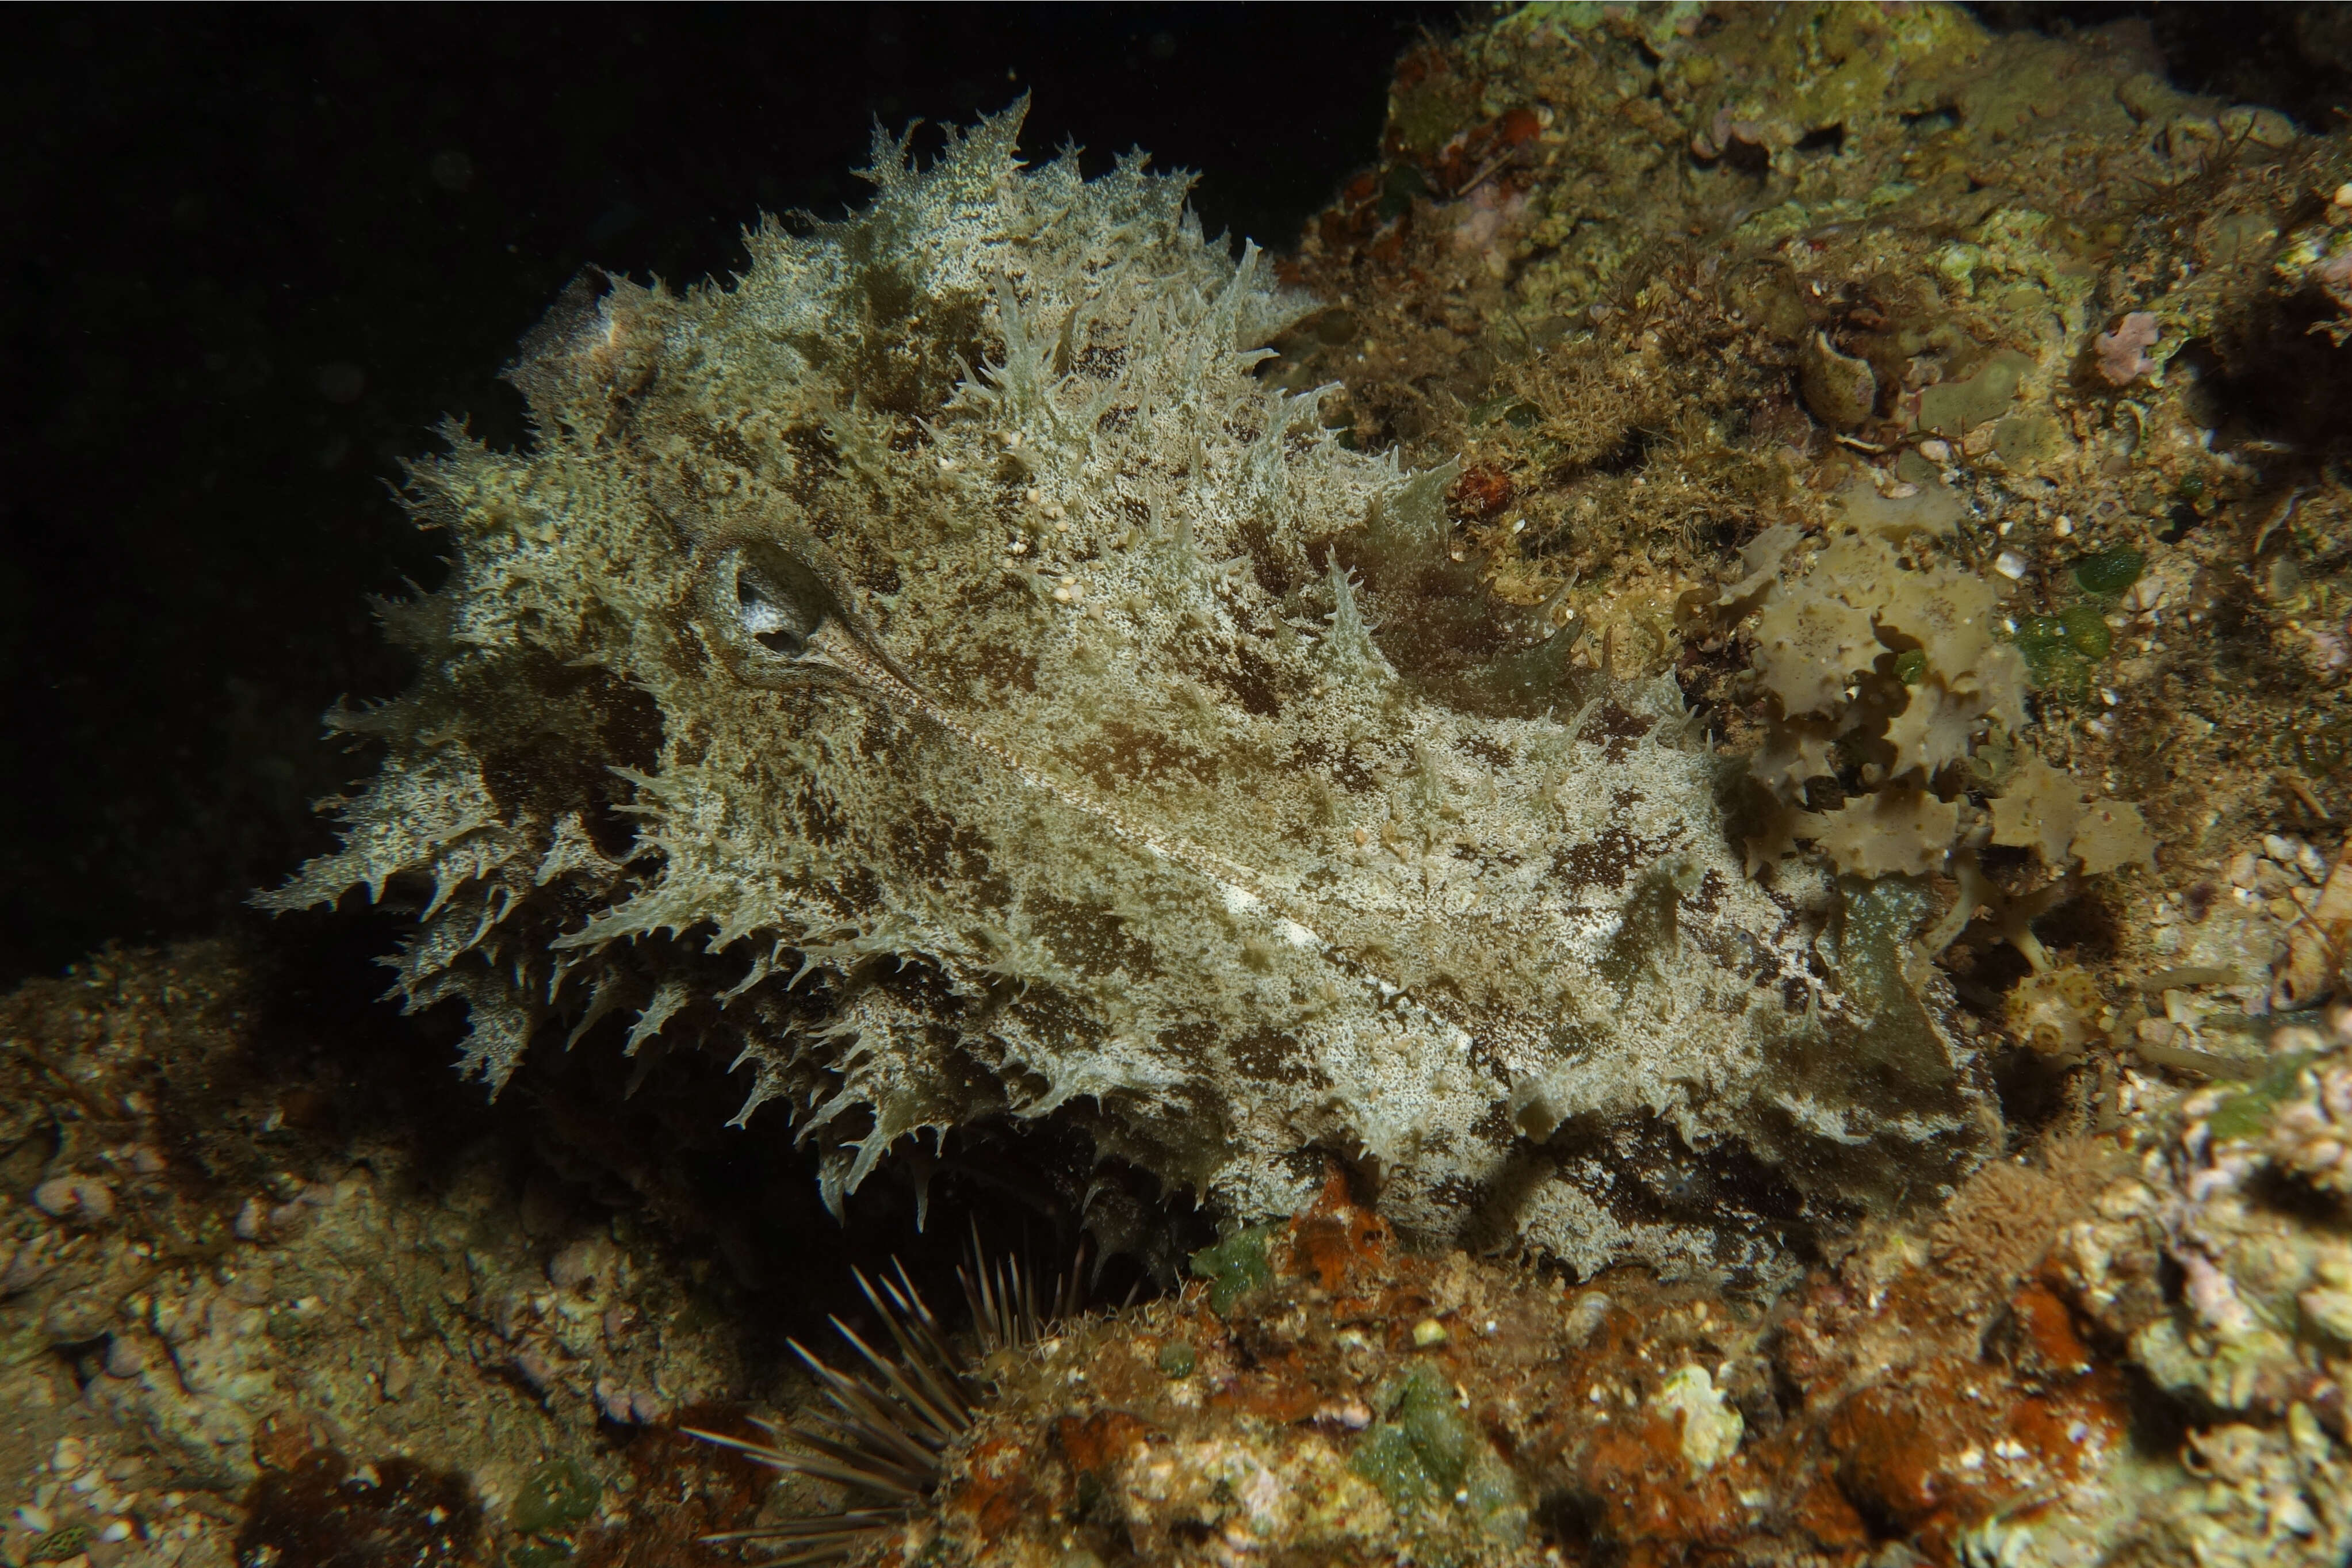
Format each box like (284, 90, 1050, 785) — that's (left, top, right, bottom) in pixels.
(28, 1526, 93, 1564)
(2071, 546, 2146, 598)
(2014, 599, 2117, 697)
(511, 1458, 599, 1535)
(1156, 1341, 1196, 1378)
(1352, 1364, 1527, 1540)
(1353, 1420, 1445, 1515)
(2057, 604, 2113, 660)
(1916, 350, 2034, 438)
(1992, 410, 2068, 473)
(2014, 615, 2095, 698)
(2207, 1051, 2323, 1143)
(1190, 1225, 1277, 1314)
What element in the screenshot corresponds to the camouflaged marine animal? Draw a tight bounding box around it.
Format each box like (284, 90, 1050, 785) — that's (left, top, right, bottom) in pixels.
(266, 104, 1995, 1283)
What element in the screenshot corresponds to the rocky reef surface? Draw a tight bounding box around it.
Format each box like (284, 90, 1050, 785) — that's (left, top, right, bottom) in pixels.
(11, 3, 2352, 1566)
(0, 942, 771, 1568)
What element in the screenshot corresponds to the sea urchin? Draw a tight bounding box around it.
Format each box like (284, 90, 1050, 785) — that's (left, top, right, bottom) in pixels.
(689, 1246, 1081, 1566)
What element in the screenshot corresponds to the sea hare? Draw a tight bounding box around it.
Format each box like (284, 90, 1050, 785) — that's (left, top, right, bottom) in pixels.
(264, 104, 1994, 1283)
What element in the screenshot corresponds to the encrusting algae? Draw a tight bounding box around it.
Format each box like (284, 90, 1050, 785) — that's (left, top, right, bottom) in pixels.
(12, 3, 2352, 1566)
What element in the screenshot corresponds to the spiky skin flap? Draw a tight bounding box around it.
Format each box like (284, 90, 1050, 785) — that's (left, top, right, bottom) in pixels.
(262, 104, 1994, 1283)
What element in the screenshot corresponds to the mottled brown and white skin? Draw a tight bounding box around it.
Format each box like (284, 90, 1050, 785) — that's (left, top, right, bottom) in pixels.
(265, 105, 1996, 1284)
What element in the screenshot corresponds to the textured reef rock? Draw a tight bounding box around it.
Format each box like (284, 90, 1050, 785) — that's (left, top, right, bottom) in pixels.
(905, 1017, 2352, 1568)
(0, 943, 763, 1568)
(262, 103, 1999, 1282)
(898, 1171, 2140, 1568)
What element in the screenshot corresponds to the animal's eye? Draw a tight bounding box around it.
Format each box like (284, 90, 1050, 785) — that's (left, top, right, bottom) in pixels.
(737, 573, 810, 656)
(724, 542, 841, 662)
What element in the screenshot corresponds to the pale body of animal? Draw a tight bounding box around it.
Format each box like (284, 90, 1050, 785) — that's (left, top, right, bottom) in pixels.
(266, 105, 1994, 1283)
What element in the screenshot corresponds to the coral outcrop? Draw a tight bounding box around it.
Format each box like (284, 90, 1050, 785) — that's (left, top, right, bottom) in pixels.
(262, 102, 2000, 1282)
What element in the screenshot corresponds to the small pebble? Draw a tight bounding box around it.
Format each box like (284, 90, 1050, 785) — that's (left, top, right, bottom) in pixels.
(547, 1235, 619, 1295)
(1917, 438, 1951, 463)
(1564, 1290, 1613, 1345)
(1994, 550, 2028, 580)
(593, 1379, 667, 1425)
(1411, 1317, 1450, 1347)
(33, 1177, 114, 1223)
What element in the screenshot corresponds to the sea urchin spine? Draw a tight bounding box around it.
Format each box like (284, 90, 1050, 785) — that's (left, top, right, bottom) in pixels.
(689, 1246, 1080, 1566)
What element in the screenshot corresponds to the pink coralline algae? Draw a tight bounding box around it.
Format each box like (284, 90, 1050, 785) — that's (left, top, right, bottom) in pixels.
(2094, 311, 2163, 385)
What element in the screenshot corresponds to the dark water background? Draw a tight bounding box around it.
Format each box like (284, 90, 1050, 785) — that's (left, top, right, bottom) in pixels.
(1, 2, 2343, 986)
